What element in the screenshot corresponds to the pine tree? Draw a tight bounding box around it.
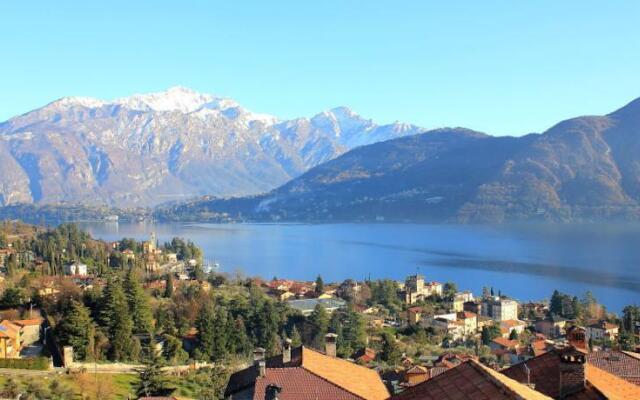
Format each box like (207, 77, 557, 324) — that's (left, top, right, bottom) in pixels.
(135, 355, 170, 398)
(549, 290, 563, 316)
(100, 277, 137, 361)
(57, 300, 95, 361)
(124, 270, 154, 334)
(306, 304, 329, 350)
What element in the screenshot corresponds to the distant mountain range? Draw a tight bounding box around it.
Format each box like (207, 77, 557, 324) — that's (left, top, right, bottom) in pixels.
(0, 87, 422, 206)
(157, 97, 640, 223)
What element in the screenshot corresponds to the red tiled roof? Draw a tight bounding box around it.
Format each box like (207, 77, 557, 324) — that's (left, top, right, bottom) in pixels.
(390, 360, 551, 400)
(457, 311, 477, 319)
(226, 346, 389, 400)
(502, 347, 640, 399)
(491, 337, 519, 349)
(12, 318, 43, 327)
(587, 350, 640, 386)
(253, 367, 362, 400)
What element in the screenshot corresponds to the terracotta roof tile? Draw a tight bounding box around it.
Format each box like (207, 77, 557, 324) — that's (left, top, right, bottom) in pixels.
(226, 346, 388, 400)
(301, 347, 389, 400)
(12, 318, 43, 327)
(390, 360, 551, 400)
(585, 364, 640, 399)
(492, 337, 519, 349)
(502, 347, 640, 399)
(253, 367, 362, 400)
(587, 350, 640, 386)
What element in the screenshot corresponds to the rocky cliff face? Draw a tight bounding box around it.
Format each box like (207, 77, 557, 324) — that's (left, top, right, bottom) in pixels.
(0, 87, 423, 206)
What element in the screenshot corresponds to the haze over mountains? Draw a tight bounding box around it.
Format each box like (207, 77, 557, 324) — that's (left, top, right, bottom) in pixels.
(160, 97, 640, 223)
(0, 87, 422, 206)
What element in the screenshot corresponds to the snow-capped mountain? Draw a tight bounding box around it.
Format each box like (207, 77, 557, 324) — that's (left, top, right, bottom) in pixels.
(0, 87, 424, 206)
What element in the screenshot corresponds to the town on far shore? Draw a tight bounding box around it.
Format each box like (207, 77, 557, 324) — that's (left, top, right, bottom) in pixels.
(0, 220, 639, 400)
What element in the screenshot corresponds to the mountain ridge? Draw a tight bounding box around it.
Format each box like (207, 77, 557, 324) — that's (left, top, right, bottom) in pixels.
(155, 96, 640, 223)
(0, 87, 424, 206)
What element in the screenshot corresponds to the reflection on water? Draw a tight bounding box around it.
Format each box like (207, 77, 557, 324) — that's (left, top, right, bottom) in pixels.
(77, 221, 640, 312)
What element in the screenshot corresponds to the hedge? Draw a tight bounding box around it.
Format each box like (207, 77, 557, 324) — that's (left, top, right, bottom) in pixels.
(0, 357, 49, 370)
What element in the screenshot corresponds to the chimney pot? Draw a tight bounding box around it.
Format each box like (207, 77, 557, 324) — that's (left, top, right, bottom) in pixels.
(325, 333, 338, 357)
(283, 338, 292, 364)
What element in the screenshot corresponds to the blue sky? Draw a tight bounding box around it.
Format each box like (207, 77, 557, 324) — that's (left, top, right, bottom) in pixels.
(1, 1, 639, 135)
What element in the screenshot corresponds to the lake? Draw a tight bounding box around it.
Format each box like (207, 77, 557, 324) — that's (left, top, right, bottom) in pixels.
(77, 222, 640, 312)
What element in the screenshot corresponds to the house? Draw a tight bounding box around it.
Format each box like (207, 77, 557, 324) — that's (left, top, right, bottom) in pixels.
(270, 290, 295, 302)
(286, 298, 346, 316)
(12, 318, 43, 347)
(351, 347, 376, 364)
(586, 321, 619, 343)
(490, 337, 519, 351)
(456, 311, 478, 335)
(403, 365, 429, 387)
(390, 359, 551, 399)
(566, 325, 587, 350)
(481, 296, 518, 322)
(521, 302, 548, 320)
(0, 320, 21, 358)
(426, 318, 465, 342)
(225, 335, 389, 400)
(405, 307, 422, 326)
(165, 252, 178, 263)
(401, 275, 442, 304)
(463, 300, 482, 315)
(64, 261, 88, 276)
(534, 316, 568, 338)
(502, 346, 640, 399)
(500, 319, 526, 338)
(451, 291, 474, 312)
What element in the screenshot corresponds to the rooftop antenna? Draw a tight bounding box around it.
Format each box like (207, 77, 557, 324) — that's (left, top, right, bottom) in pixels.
(524, 363, 531, 387)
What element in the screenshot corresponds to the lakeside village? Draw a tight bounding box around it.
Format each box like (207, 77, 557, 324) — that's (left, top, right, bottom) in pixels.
(0, 222, 639, 399)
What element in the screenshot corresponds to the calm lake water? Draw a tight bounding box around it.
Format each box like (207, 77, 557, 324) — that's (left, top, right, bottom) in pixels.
(77, 222, 640, 312)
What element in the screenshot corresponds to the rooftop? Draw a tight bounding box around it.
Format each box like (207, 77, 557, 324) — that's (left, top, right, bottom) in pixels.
(390, 359, 551, 400)
(226, 346, 389, 400)
(502, 347, 640, 399)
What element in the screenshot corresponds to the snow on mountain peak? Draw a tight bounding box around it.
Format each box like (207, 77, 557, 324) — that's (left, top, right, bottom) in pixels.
(51, 96, 107, 109)
(115, 86, 216, 113)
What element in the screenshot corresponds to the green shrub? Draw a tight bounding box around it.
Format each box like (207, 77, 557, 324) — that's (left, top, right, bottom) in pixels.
(0, 357, 49, 370)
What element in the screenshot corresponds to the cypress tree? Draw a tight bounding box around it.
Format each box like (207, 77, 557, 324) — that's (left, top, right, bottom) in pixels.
(164, 274, 174, 298)
(196, 303, 216, 360)
(315, 275, 324, 293)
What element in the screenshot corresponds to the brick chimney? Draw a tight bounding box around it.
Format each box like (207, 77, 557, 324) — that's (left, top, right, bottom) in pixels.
(254, 347, 266, 377)
(559, 348, 586, 398)
(282, 338, 292, 364)
(325, 333, 338, 357)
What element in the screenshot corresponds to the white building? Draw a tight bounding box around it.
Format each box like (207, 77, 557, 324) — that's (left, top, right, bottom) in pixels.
(481, 297, 518, 322)
(64, 262, 88, 276)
